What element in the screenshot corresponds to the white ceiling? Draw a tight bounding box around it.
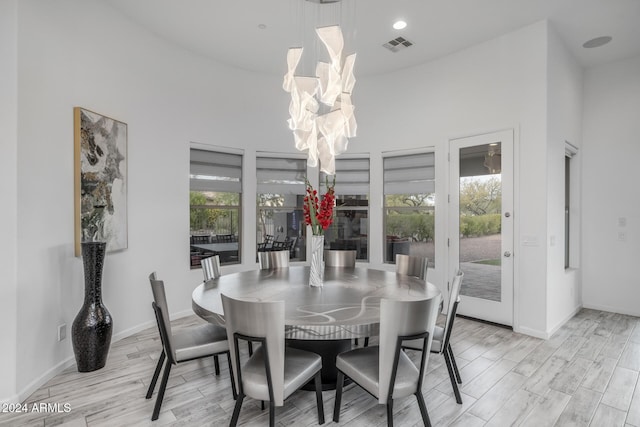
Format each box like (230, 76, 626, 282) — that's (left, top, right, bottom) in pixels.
(105, 0, 640, 76)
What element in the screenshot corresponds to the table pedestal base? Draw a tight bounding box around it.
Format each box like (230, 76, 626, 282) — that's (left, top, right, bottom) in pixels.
(287, 339, 352, 391)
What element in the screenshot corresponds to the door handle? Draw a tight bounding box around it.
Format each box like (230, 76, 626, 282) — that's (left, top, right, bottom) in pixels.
(504, 251, 511, 257)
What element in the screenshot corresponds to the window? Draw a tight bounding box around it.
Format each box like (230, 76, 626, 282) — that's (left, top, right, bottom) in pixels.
(564, 141, 577, 269)
(320, 157, 370, 261)
(257, 156, 307, 261)
(383, 151, 435, 265)
(189, 148, 242, 267)
(565, 155, 570, 269)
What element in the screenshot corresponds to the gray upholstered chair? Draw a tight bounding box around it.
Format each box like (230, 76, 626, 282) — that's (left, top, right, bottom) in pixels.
(258, 250, 290, 270)
(146, 272, 235, 421)
(333, 295, 442, 427)
(395, 254, 429, 281)
(201, 254, 221, 282)
(324, 249, 357, 267)
(403, 269, 464, 404)
(221, 294, 325, 427)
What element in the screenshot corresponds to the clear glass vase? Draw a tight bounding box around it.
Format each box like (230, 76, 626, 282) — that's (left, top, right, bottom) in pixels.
(309, 235, 324, 287)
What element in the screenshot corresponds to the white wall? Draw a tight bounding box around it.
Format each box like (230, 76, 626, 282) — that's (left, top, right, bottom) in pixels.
(546, 26, 583, 332)
(10, 0, 588, 401)
(356, 21, 549, 336)
(582, 55, 640, 316)
(0, 0, 19, 404)
(15, 0, 291, 399)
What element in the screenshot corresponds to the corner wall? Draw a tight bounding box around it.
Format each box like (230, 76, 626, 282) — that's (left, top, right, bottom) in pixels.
(582, 55, 640, 316)
(546, 26, 583, 332)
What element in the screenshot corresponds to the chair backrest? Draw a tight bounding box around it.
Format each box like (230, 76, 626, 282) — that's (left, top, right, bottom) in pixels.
(201, 255, 221, 282)
(271, 240, 287, 250)
(378, 295, 441, 403)
(221, 294, 286, 406)
(442, 270, 464, 351)
(286, 236, 297, 255)
(192, 234, 210, 244)
(148, 272, 176, 362)
(259, 250, 290, 270)
(395, 254, 428, 281)
(324, 249, 357, 267)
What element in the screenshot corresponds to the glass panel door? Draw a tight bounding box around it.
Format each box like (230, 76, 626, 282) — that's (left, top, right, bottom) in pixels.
(449, 130, 513, 326)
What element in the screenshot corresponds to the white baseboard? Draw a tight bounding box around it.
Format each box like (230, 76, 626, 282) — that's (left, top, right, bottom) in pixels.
(516, 305, 583, 340)
(514, 325, 550, 339)
(0, 393, 19, 405)
(582, 303, 640, 318)
(18, 357, 76, 403)
(548, 305, 583, 337)
(16, 309, 196, 404)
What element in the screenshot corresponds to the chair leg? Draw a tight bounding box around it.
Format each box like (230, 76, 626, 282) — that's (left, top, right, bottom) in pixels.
(226, 351, 237, 400)
(229, 392, 244, 427)
(248, 341, 253, 356)
(415, 391, 432, 427)
(354, 338, 359, 346)
(151, 360, 172, 421)
(443, 351, 462, 404)
(448, 344, 462, 384)
(213, 354, 220, 375)
(269, 400, 275, 427)
(364, 337, 370, 347)
(386, 399, 394, 427)
(146, 351, 165, 399)
(314, 370, 325, 424)
(333, 371, 344, 422)
(261, 400, 265, 411)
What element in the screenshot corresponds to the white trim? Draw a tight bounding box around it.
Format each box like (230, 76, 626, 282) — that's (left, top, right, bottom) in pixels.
(15, 309, 194, 404)
(515, 325, 550, 339)
(190, 141, 244, 155)
(381, 146, 435, 157)
(548, 305, 583, 337)
(564, 140, 579, 157)
(18, 357, 76, 403)
(0, 394, 19, 405)
(583, 303, 640, 318)
(256, 150, 306, 159)
(335, 152, 371, 159)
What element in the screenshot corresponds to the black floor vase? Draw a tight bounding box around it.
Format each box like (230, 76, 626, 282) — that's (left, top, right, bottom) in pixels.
(72, 241, 113, 372)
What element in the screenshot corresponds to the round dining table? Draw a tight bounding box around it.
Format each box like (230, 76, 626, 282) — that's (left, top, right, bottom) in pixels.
(192, 265, 441, 389)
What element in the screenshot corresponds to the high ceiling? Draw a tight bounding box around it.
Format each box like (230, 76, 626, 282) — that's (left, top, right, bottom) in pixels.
(105, 0, 640, 76)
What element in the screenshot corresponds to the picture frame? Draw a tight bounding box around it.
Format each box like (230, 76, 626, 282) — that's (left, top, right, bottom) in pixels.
(74, 107, 128, 257)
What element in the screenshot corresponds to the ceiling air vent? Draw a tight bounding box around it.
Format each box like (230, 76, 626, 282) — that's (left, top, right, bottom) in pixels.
(383, 36, 414, 53)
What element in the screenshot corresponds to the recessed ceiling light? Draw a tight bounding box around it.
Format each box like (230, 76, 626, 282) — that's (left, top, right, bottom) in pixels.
(258, 23, 267, 30)
(393, 20, 407, 30)
(582, 36, 612, 48)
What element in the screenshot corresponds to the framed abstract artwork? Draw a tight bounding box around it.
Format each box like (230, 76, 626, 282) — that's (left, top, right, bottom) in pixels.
(74, 107, 128, 257)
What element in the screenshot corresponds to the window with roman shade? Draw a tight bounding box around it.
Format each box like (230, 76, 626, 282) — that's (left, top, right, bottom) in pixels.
(383, 151, 435, 266)
(256, 155, 307, 261)
(320, 157, 370, 261)
(189, 148, 242, 267)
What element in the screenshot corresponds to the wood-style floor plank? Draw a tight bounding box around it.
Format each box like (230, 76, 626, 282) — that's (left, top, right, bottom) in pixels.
(1, 308, 639, 426)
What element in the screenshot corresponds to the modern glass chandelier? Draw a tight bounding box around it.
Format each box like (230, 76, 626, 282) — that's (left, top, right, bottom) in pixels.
(283, 5, 356, 176)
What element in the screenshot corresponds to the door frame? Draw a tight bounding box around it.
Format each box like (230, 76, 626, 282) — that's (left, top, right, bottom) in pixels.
(448, 129, 515, 327)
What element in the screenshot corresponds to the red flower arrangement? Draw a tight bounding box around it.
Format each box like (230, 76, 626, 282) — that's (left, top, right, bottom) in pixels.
(303, 177, 336, 235)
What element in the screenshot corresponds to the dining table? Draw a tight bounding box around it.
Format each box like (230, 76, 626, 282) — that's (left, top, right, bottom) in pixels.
(192, 265, 441, 389)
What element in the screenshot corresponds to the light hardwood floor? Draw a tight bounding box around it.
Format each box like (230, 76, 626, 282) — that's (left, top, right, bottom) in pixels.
(2, 308, 639, 426)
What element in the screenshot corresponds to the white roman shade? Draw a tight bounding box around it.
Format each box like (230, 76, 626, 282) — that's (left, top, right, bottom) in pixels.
(320, 157, 370, 195)
(190, 149, 242, 193)
(257, 157, 306, 195)
(383, 152, 435, 194)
